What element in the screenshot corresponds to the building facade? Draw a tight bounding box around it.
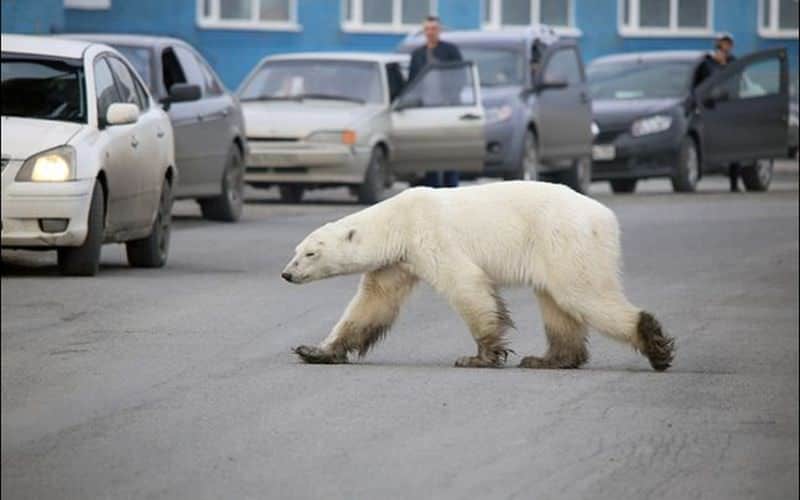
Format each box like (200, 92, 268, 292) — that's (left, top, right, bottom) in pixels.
(2, 0, 798, 89)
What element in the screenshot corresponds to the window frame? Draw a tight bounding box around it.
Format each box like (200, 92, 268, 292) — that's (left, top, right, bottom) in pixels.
(196, 0, 301, 32)
(618, 0, 714, 38)
(106, 55, 148, 111)
(758, 0, 799, 39)
(341, 0, 438, 34)
(481, 0, 581, 37)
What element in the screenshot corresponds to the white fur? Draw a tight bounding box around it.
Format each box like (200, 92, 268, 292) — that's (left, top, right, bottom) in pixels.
(284, 181, 644, 359)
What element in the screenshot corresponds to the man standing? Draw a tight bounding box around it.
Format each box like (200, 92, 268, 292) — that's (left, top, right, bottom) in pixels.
(695, 33, 741, 192)
(409, 15, 463, 188)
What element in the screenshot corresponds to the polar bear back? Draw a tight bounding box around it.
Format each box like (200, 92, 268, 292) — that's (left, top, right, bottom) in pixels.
(388, 182, 621, 288)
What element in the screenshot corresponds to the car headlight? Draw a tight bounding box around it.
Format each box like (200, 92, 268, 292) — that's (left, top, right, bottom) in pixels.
(631, 115, 673, 137)
(306, 129, 357, 145)
(591, 121, 600, 138)
(15, 145, 76, 182)
(485, 104, 513, 124)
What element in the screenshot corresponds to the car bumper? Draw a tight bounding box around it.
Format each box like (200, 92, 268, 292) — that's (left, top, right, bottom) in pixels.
(1, 164, 94, 248)
(244, 141, 372, 185)
(591, 127, 682, 181)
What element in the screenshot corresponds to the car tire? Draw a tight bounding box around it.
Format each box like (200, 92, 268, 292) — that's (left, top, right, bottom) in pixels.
(552, 156, 592, 194)
(279, 185, 304, 203)
(671, 137, 700, 193)
(740, 159, 773, 192)
(504, 130, 539, 181)
(199, 145, 244, 222)
(357, 147, 389, 205)
(126, 178, 172, 268)
(610, 179, 638, 194)
(57, 181, 104, 276)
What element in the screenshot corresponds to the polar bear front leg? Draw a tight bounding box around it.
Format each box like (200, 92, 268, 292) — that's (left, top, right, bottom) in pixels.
(434, 265, 514, 368)
(294, 265, 417, 364)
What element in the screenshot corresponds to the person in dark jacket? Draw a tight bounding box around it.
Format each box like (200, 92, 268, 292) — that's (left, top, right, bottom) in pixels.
(695, 33, 742, 192)
(409, 16, 463, 188)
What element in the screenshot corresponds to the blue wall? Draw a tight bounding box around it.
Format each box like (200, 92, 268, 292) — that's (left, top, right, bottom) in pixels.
(2, 0, 796, 88)
(2, 0, 64, 34)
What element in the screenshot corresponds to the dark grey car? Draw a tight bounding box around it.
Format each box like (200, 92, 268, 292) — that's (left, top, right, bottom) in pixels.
(398, 27, 594, 194)
(62, 34, 248, 221)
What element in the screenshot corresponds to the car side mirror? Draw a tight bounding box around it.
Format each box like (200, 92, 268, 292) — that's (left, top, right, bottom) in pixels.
(393, 95, 423, 111)
(106, 103, 140, 126)
(169, 83, 202, 103)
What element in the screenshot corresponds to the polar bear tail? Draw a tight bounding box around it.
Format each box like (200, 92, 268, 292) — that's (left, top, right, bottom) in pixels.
(636, 311, 675, 371)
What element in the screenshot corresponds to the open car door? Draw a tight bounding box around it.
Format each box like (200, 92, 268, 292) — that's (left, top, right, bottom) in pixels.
(388, 61, 485, 176)
(695, 48, 789, 166)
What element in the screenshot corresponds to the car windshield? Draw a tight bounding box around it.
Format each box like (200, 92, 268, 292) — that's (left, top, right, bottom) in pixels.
(112, 45, 153, 90)
(238, 60, 382, 104)
(588, 60, 694, 100)
(1, 55, 87, 123)
(461, 47, 524, 87)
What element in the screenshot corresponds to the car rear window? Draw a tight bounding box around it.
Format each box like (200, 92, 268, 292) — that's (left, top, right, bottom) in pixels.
(1, 54, 87, 123)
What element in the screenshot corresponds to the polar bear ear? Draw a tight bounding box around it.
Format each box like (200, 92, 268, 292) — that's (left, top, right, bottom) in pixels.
(346, 229, 357, 242)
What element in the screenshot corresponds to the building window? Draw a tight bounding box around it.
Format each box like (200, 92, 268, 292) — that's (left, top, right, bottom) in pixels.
(759, 0, 799, 38)
(619, 0, 712, 37)
(482, 0, 575, 30)
(64, 0, 111, 9)
(342, 0, 437, 33)
(197, 0, 299, 31)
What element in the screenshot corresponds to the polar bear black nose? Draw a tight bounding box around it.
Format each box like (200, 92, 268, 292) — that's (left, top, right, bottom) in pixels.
(281, 272, 293, 282)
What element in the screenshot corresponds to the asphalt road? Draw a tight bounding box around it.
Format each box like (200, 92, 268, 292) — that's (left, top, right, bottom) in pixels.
(2, 169, 798, 500)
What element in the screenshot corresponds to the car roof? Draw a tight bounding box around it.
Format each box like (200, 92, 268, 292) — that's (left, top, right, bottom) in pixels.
(591, 50, 706, 65)
(1, 33, 96, 59)
(262, 52, 409, 64)
(59, 33, 186, 49)
(399, 26, 561, 49)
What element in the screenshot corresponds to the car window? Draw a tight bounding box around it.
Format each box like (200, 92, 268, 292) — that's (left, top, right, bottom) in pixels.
(162, 47, 186, 94)
(460, 47, 524, 87)
(1, 55, 87, 123)
(544, 48, 582, 85)
(106, 56, 145, 110)
(588, 61, 694, 100)
(196, 54, 224, 96)
(94, 57, 121, 124)
(173, 46, 206, 96)
(397, 64, 476, 108)
(714, 57, 781, 101)
(112, 45, 152, 91)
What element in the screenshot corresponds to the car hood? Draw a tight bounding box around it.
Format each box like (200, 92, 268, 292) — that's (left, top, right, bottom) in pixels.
(1, 116, 85, 160)
(592, 98, 682, 128)
(240, 101, 383, 139)
(480, 85, 523, 107)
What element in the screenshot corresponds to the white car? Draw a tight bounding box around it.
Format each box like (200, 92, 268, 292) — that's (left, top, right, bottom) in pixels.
(1, 34, 177, 275)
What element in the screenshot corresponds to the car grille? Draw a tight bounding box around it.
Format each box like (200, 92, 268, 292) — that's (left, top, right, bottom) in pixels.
(595, 125, 629, 144)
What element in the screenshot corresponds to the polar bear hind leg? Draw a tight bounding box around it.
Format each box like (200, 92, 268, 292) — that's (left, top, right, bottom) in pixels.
(294, 265, 417, 364)
(520, 289, 589, 369)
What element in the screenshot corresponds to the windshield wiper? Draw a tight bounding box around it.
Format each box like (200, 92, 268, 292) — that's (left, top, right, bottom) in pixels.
(238, 95, 302, 102)
(294, 93, 365, 104)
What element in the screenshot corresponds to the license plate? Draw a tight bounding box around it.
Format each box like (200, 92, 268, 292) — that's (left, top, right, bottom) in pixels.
(592, 145, 616, 161)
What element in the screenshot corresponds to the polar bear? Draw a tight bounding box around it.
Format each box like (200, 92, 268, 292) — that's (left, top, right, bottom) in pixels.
(282, 182, 674, 371)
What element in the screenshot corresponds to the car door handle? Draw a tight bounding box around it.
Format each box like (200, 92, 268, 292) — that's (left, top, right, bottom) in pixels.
(459, 113, 482, 121)
(579, 92, 589, 103)
(156, 129, 165, 138)
(131, 137, 139, 148)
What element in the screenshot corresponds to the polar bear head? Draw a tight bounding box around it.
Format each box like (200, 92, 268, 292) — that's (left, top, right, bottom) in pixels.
(281, 221, 371, 284)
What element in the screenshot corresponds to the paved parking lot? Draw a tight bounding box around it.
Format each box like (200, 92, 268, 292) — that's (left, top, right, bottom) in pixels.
(2, 166, 798, 499)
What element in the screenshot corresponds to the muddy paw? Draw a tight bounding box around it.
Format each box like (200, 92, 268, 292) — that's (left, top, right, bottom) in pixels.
(519, 356, 548, 369)
(454, 356, 503, 368)
(293, 345, 347, 364)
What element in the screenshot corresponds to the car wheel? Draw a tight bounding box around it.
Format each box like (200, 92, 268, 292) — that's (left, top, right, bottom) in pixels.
(126, 178, 172, 268)
(741, 159, 773, 192)
(610, 179, 638, 194)
(57, 181, 104, 276)
(671, 137, 700, 193)
(199, 145, 244, 222)
(505, 130, 539, 181)
(279, 185, 304, 203)
(357, 147, 389, 204)
(553, 156, 592, 194)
